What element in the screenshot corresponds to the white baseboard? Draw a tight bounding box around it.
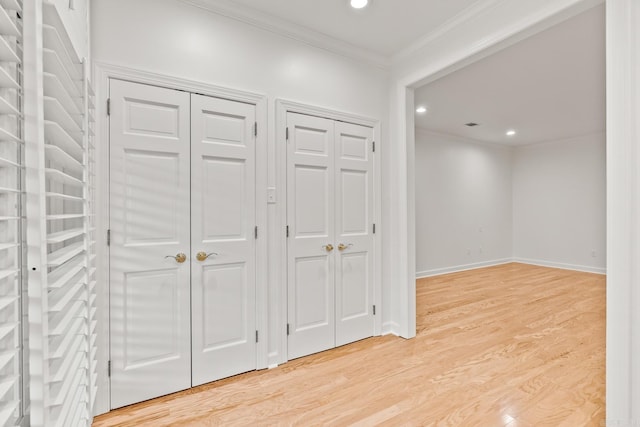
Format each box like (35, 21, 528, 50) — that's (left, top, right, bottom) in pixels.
(416, 258, 606, 278)
(512, 257, 606, 275)
(382, 321, 399, 336)
(416, 259, 513, 279)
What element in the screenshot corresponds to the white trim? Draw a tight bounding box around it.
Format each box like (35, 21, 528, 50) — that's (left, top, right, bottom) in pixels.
(275, 98, 383, 364)
(178, 0, 389, 69)
(93, 62, 269, 414)
(393, 0, 506, 62)
(512, 258, 606, 275)
(416, 259, 513, 279)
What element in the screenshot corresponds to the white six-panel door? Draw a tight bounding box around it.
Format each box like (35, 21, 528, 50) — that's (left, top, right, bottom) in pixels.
(334, 122, 375, 346)
(287, 113, 375, 360)
(286, 113, 336, 360)
(109, 80, 192, 408)
(110, 80, 257, 407)
(191, 94, 257, 386)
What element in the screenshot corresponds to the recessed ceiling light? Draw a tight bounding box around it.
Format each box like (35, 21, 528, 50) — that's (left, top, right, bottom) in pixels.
(415, 106, 427, 114)
(350, 0, 368, 9)
(506, 130, 516, 136)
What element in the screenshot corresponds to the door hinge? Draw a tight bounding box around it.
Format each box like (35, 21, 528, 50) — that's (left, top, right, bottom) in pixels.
(107, 229, 111, 246)
(373, 305, 376, 315)
(107, 98, 110, 116)
(255, 330, 259, 343)
(373, 224, 376, 234)
(286, 127, 289, 141)
(254, 122, 258, 137)
(286, 323, 290, 336)
(372, 141, 375, 153)
(107, 360, 111, 377)
(255, 226, 258, 239)
(286, 225, 289, 238)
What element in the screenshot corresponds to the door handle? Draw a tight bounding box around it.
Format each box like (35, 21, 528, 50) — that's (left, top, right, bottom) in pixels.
(323, 244, 334, 252)
(338, 243, 353, 251)
(196, 251, 218, 262)
(165, 253, 187, 263)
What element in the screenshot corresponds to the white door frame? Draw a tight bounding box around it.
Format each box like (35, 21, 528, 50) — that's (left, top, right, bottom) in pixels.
(93, 62, 268, 414)
(389, 0, 639, 421)
(276, 99, 382, 364)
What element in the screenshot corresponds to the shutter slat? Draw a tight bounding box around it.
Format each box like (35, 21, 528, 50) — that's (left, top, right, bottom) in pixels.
(0, 6, 19, 36)
(0, 94, 19, 115)
(44, 120, 84, 159)
(45, 168, 83, 187)
(45, 144, 84, 174)
(47, 228, 84, 244)
(0, 64, 19, 88)
(43, 96, 82, 134)
(43, 48, 81, 102)
(47, 275, 84, 313)
(44, 72, 82, 116)
(0, 0, 21, 11)
(0, 34, 19, 62)
(47, 241, 84, 267)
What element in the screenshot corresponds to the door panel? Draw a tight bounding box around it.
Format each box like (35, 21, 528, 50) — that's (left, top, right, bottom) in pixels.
(334, 122, 375, 346)
(191, 94, 257, 386)
(109, 79, 191, 408)
(287, 113, 335, 360)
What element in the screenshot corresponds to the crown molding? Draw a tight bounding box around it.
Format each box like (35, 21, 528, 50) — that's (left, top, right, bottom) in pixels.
(179, 0, 390, 69)
(393, 0, 506, 62)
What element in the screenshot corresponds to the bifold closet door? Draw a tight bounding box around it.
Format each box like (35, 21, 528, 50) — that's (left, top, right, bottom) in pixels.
(109, 80, 192, 408)
(190, 94, 257, 387)
(287, 113, 375, 360)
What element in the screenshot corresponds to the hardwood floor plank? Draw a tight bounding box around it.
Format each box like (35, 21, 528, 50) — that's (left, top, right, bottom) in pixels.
(93, 263, 605, 426)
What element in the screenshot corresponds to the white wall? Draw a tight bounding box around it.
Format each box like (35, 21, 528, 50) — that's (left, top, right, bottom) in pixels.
(513, 132, 606, 273)
(415, 130, 513, 276)
(415, 130, 606, 276)
(91, 0, 390, 414)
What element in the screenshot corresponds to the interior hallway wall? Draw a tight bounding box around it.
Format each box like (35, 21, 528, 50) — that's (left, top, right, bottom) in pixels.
(415, 129, 513, 276)
(91, 0, 390, 414)
(512, 132, 606, 273)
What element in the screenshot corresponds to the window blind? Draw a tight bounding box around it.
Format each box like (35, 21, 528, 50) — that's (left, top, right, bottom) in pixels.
(37, 3, 95, 425)
(0, 0, 23, 426)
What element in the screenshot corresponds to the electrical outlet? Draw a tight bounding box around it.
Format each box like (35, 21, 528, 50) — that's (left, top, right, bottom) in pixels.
(479, 247, 483, 254)
(591, 250, 597, 258)
(467, 248, 471, 255)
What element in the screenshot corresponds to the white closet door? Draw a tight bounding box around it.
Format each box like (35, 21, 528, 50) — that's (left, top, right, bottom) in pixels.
(334, 122, 375, 346)
(109, 79, 191, 408)
(287, 113, 336, 360)
(190, 94, 257, 386)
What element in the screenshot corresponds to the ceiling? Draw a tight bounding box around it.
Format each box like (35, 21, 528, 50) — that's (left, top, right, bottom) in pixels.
(185, 0, 605, 146)
(186, 0, 479, 60)
(414, 4, 605, 146)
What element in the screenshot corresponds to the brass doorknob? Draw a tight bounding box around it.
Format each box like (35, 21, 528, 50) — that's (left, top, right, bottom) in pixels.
(323, 244, 334, 252)
(338, 243, 353, 251)
(196, 251, 218, 261)
(165, 253, 187, 263)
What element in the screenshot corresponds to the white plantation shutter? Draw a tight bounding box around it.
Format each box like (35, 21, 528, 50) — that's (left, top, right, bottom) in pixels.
(23, 2, 96, 426)
(0, 0, 23, 425)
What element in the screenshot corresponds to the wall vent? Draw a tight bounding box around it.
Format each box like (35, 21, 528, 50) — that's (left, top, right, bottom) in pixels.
(465, 122, 479, 127)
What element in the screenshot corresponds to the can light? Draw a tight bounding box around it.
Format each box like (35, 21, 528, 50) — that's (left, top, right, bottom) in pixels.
(351, 0, 369, 9)
(416, 106, 427, 114)
(506, 130, 516, 136)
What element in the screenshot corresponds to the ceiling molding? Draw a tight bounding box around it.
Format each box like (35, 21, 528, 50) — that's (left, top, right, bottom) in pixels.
(179, 0, 391, 69)
(393, 0, 506, 62)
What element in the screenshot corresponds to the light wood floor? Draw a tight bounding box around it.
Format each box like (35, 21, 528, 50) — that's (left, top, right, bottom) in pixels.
(93, 263, 605, 426)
